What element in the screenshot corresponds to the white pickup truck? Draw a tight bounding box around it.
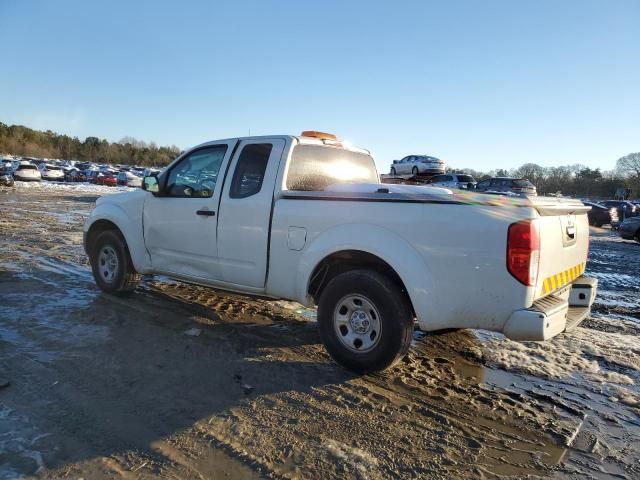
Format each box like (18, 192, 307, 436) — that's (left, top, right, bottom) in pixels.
(84, 131, 597, 372)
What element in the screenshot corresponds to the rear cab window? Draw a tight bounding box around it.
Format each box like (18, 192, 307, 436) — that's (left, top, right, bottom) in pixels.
(229, 143, 273, 198)
(286, 145, 378, 191)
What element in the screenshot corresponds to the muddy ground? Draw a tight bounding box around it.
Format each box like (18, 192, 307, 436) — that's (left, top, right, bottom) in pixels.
(1, 182, 639, 479)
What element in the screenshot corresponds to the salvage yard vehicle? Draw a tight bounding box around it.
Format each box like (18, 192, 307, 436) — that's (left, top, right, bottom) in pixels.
(39, 164, 65, 181)
(582, 201, 619, 228)
(619, 216, 640, 243)
(0, 166, 14, 186)
(13, 163, 42, 182)
(84, 131, 597, 373)
(600, 200, 638, 221)
(476, 177, 537, 196)
(390, 155, 445, 176)
(428, 173, 477, 190)
(95, 171, 118, 186)
(117, 170, 143, 188)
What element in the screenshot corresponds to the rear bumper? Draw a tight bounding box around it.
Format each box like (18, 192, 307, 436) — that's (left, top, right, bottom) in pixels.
(503, 276, 597, 341)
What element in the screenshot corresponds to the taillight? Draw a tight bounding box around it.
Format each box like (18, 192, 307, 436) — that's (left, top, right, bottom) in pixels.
(507, 220, 540, 286)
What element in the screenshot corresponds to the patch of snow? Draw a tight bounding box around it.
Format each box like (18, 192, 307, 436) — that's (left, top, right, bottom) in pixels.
(478, 327, 639, 387)
(14, 180, 135, 195)
(323, 438, 378, 475)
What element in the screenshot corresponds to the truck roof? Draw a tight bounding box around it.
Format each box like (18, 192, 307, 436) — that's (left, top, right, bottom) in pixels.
(191, 134, 371, 156)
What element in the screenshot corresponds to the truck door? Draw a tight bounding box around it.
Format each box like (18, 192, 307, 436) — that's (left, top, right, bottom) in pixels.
(142, 141, 236, 280)
(217, 139, 285, 288)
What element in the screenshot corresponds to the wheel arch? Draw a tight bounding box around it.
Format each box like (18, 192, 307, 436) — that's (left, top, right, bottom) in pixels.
(84, 205, 151, 273)
(293, 223, 436, 328)
(308, 250, 414, 314)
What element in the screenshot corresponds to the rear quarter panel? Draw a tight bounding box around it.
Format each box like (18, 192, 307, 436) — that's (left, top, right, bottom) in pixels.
(267, 198, 534, 332)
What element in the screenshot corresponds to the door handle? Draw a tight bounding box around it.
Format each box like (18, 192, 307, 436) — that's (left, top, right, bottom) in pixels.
(196, 210, 216, 217)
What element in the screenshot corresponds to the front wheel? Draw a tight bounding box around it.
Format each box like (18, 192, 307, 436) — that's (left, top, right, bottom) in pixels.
(411, 166, 419, 176)
(89, 230, 140, 295)
(317, 270, 413, 373)
(390, 167, 396, 176)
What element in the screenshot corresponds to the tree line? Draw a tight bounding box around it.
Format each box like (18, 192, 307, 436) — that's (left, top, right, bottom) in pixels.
(0, 122, 181, 167)
(450, 155, 639, 199)
(1, 121, 638, 198)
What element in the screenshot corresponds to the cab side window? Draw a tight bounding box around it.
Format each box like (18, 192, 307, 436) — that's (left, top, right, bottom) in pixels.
(165, 145, 227, 198)
(230, 143, 273, 199)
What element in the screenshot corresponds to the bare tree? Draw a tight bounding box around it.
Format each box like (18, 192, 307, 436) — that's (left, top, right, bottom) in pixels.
(617, 152, 640, 178)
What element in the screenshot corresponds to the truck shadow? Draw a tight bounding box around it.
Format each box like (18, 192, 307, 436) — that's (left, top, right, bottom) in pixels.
(0, 268, 575, 478)
(0, 269, 353, 476)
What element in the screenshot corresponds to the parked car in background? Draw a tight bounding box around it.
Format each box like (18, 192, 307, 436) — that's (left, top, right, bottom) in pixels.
(619, 217, 640, 242)
(64, 168, 87, 182)
(476, 177, 537, 196)
(39, 164, 65, 181)
(390, 155, 445, 176)
(86, 170, 100, 183)
(143, 167, 161, 177)
(0, 166, 14, 186)
(582, 201, 619, 227)
(428, 173, 477, 190)
(600, 200, 638, 221)
(95, 171, 118, 186)
(13, 163, 42, 182)
(117, 170, 143, 188)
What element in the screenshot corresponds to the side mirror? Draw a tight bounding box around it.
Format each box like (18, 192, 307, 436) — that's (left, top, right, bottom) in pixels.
(393, 160, 398, 164)
(143, 175, 160, 194)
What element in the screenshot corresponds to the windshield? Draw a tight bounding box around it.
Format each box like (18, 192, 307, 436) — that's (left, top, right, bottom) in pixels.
(286, 145, 378, 191)
(47, 166, 62, 170)
(18, 165, 37, 170)
(457, 175, 474, 183)
(513, 179, 534, 187)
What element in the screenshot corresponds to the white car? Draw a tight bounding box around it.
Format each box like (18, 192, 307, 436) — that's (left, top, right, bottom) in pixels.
(390, 155, 445, 176)
(13, 163, 42, 182)
(117, 171, 143, 188)
(39, 164, 65, 181)
(84, 131, 596, 373)
(429, 173, 477, 190)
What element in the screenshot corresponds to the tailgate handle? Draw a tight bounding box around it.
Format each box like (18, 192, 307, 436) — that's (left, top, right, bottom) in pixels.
(196, 209, 216, 217)
(566, 225, 576, 238)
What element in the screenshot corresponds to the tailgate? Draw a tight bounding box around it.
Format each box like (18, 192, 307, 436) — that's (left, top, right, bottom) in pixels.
(532, 197, 591, 299)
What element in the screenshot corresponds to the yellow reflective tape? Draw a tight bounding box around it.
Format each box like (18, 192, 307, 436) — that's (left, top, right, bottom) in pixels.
(543, 278, 550, 293)
(562, 270, 567, 285)
(557, 274, 563, 287)
(550, 275, 556, 290)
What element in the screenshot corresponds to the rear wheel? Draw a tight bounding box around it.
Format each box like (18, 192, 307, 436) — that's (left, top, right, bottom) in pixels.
(89, 230, 140, 294)
(390, 167, 396, 176)
(317, 270, 413, 373)
(411, 166, 419, 176)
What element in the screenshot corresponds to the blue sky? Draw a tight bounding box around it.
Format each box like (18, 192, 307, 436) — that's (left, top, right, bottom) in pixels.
(1, 0, 638, 172)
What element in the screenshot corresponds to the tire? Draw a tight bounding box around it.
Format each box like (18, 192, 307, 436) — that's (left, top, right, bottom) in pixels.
(635, 229, 640, 243)
(390, 167, 396, 176)
(317, 270, 413, 373)
(411, 166, 419, 177)
(89, 230, 140, 295)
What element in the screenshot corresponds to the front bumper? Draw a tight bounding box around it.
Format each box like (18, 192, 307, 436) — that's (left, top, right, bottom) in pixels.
(503, 276, 597, 341)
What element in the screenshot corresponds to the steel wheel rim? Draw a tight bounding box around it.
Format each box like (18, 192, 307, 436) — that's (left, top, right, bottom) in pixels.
(333, 294, 382, 353)
(98, 246, 119, 284)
